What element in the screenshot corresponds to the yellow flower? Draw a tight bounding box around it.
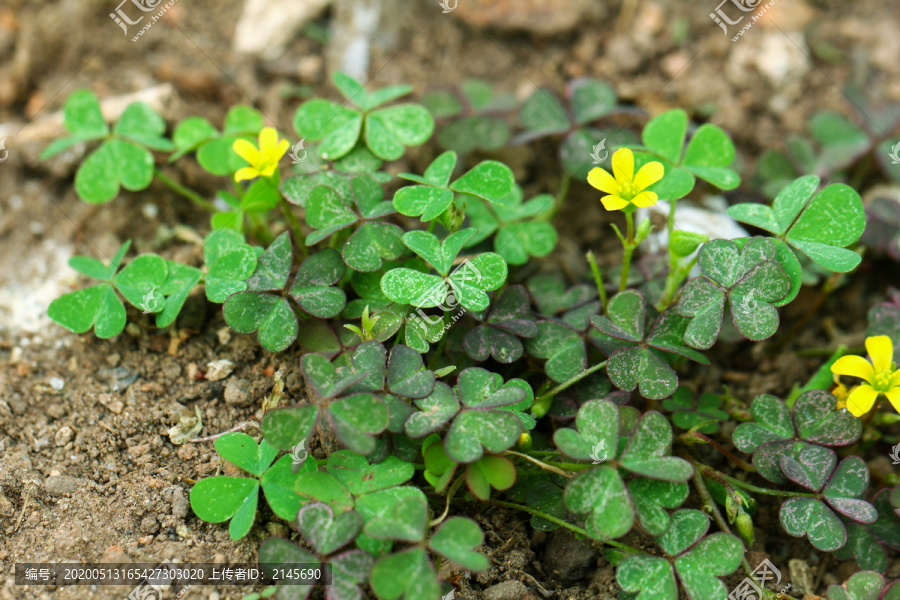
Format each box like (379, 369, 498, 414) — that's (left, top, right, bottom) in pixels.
(233, 127, 290, 182)
(830, 335, 900, 417)
(831, 380, 858, 411)
(587, 148, 665, 212)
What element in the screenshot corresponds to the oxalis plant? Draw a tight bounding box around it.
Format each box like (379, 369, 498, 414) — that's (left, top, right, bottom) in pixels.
(44, 72, 900, 600)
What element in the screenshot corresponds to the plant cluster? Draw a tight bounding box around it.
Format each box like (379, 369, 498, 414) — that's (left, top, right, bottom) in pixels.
(45, 72, 900, 599)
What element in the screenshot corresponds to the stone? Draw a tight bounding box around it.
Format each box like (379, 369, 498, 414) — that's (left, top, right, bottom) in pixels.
(224, 378, 253, 407)
(542, 529, 598, 583)
(233, 0, 333, 58)
(171, 486, 189, 519)
(205, 359, 235, 382)
(140, 515, 160, 534)
(483, 580, 527, 600)
(455, 0, 602, 36)
(54, 426, 74, 447)
(44, 475, 83, 496)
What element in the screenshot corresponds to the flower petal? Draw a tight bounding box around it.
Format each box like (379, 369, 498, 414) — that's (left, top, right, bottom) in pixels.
(633, 161, 665, 191)
(233, 139, 261, 166)
(234, 167, 260, 183)
(587, 167, 620, 195)
(892, 369, 900, 387)
(611, 148, 635, 184)
(601, 195, 629, 211)
(885, 388, 900, 415)
(865, 335, 893, 374)
(258, 127, 279, 154)
(845, 384, 878, 417)
(630, 191, 659, 208)
(831, 355, 875, 384)
(272, 139, 290, 163)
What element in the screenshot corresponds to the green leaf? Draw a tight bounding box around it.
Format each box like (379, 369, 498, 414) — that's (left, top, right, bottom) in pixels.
(68, 240, 131, 281)
(293, 471, 354, 513)
(223, 293, 298, 352)
(301, 353, 365, 399)
(369, 548, 439, 600)
(525, 322, 586, 383)
(564, 465, 634, 540)
(215, 433, 277, 477)
(553, 398, 619, 462)
(732, 394, 794, 453)
(656, 509, 708, 556)
(171, 116, 218, 160)
(75, 140, 154, 203)
(445, 378, 523, 464)
(305, 185, 358, 244)
(381, 269, 446, 308)
(428, 517, 489, 571)
(438, 117, 511, 154)
(826, 571, 885, 600)
(607, 347, 678, 400)
(570, 78, 616, 124)
(619, 412, 693, 481)
(112, 254, 167, 311)
(290, 249, 347, 319)
(628, 479, 689, 536)
(495, 221, 557, 265)
(48, 284, 126, 339)
(343, 222, 405, 272)
(296, 501, 362, 555)
(617, 555, 677, 600)
(465, 455, 516, 500)
(248, 231, 293, 291)
(156, 260, 203, 328)
(450, 160, 516, 205)
(780, 496, 847, 552)
(327, 451, 415, 495)
(63, 90, 108, 138)
(673, 533, 744, 600)
(189, 477, 259, 539)
(224, 105, 264, 135)
(520, 88, 570, 134)
(258, 538, 316, 600)
(403, 229, 473, 276)
(681, 124, 740, 189)
(364, 495, 427, 542)
(204, 230, 256, 303)
(293, 99, 363, 161)
(261, 404, 319, 451)
(822, 456, 877, 522)
(365, 104, 434, 161)
(328, 393, 389, 455)
(114, 102, 173, 150)
(405, 382, 459, 438)
(387, 344, 435, 399)
(260, 455, 308, 520)
(792, 390, 862, 446)
(642, 109, 688, 165)
(786, 183, 865, 272)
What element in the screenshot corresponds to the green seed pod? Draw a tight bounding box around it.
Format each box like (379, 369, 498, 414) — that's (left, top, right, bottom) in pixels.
(516, 432, 532, 452)
(735, 512, 755, 547)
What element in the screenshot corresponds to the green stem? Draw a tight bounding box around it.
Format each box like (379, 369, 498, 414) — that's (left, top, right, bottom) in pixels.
(280, 197, 308, 258)
(532, 361, 608, 418)
(696, 463, 817, 498)
(154, 168, 216, 211)
(504, 450, 575, 478)
(618, 211, 635, 292)
(489, 500, 644, 555)
(657, 256, 697, 311)
(586, 250, 608, 313)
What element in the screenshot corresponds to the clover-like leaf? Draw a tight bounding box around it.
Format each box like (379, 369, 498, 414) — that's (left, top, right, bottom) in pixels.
(326, 451, 415, 496)
(617, 554, 678, 600)
(258, 537, 317, 600)
(673, 532, 744, 600)
(525, 321, 586, 383)
(203, 229, 257, 302)
(677, 238, 789, 349)
(780, 496, 847, 552)
(364, 495, 428, 542)
(565, 465, 634, 540)
(553, 398, 619, 462)
(387, 344, 436, 399)
(834, 523, 889, 574)
(733, 394, 794, 453)
(826, 571, 886, 600)
(821, 457, 877, 523)
(792, 389, 862, 446)
(465, 455, 516, 501)
(296, 502, 363, 556)
(290, 249, 347, 319)
(261, 404, 319, 452)
(728, 176, 866, 273)
(463, 285, 538, 364)
(365, 104, 434, 161)
(369, 547, 439, 600)
(662, 386, 728, 434)
(214, 432, 278, 477)
(628, 479, 690, 536)
(190, 477, 259, 540)
(428, 517, 489, 571)
(780, 442, 836, 492)
(619, 412, 693, 482)
(405, 382, 459, 438)
(327, 393, 389, 455)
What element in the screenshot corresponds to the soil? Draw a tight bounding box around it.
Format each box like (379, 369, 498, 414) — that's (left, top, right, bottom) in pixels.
(1, 0, 900, 599)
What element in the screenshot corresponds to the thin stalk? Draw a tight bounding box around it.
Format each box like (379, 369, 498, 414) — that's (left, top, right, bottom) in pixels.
(504, 450, 574, 478)
(532, 361, 608, 417)
(695, 463, 817, 498)
(679, 432, 755, 472)
(154, 168, 216, 211)
(489, 500, 644, 555)
(586, 250, 608, 313)
(430, 474, 466, 527)
(619, 211, 635, 291)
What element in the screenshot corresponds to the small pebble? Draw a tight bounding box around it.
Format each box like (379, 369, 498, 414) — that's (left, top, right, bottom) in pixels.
(98, 393, 124, 414)
(99, 546, 129, 563)
(483, 581, 527, 600)
(44, 475, 83, 496)
(171, 486, 189, 519)
(206, 359, 235, 382)
(141, 203, 159, 219)
(55, 427, 74, 447)
(128, 444, 150, 457)
(216, 327, 232, 345)
(224, 378, 253, 406)
(140, 516, 160, 534)
(49, 377, 64, 392)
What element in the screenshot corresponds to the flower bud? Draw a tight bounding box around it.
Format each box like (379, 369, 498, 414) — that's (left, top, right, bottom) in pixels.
(516, 432, 532, 452)
(735, 512, 755, 547)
